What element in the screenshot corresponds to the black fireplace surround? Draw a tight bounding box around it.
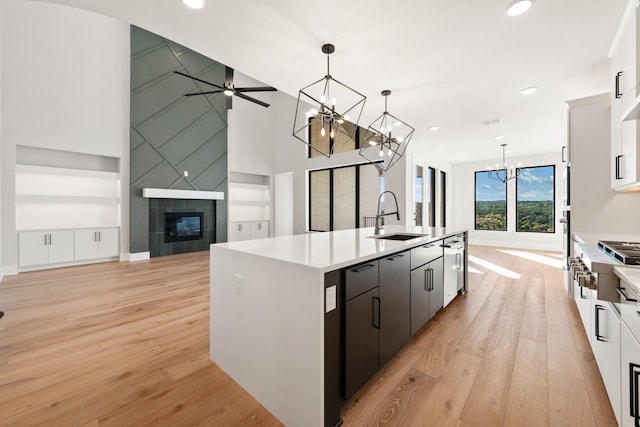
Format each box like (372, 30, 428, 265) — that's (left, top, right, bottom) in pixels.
(149, 198, 216, 257)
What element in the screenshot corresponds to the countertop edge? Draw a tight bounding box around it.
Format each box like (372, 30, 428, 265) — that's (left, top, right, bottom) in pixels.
(212, 228, 467, 273)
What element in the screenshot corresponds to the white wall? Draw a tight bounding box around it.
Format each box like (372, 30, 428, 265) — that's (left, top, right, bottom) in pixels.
(451, 152, 563, 251)
(1, 1, 129, 274)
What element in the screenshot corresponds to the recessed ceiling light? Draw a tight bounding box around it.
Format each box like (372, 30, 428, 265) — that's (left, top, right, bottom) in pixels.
(505, 0, 533, 16)
(521, 86, 538, 95)
(429, 126, 440, 131)
(495, 136, 504, 140)
(182, 0, 205, 9)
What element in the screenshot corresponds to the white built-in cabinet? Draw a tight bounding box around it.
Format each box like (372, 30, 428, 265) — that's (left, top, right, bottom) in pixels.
(621, 321, 640, 427)
(19, 227, 120, 269)
(228, 221, 270, 241)
(592, 302, 621, 426)
(19, 230, 75, 267)
(74, 228, 120, 261)
(227, 174, 271, 242)
(611, 1, 640, 191)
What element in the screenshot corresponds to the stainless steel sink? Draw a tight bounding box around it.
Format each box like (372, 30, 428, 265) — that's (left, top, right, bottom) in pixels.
(369, 232, 427, 241)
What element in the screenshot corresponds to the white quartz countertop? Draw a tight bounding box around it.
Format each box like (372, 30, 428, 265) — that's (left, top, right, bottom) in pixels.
(574, 231, 640, 245)
(212, 226, 466, 272)
(614, 266, 640, 290)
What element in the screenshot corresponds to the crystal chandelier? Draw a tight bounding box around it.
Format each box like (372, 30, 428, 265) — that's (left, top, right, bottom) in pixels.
(359, 90, 414, 172)
(487, 143, 521, 183)
(292, 44, 366, 157)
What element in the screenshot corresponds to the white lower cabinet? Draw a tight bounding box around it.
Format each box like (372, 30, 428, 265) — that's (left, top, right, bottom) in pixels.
(592, 302, 621, 426)
(19, 230, 74, 267)
(19, 227, 119, 269)
(621, 321, 640, 427)
(228, 221, 269, 242)
(74, 228, 120, 260)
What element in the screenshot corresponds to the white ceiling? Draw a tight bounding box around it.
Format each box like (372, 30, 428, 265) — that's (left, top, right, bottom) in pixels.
(38, 0, 629, 163)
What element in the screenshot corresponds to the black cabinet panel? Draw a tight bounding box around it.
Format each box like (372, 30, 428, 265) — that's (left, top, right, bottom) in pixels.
(345, 287, 379, 399)
(410, 264, 430, 336)
(379, 252, 411, 365)
(324, 270, 343, 427)
(410, 242, 443, 269)
(345, 261, 379, 300)
(428, 257, 444, 319)
(410, 256, 444, 335)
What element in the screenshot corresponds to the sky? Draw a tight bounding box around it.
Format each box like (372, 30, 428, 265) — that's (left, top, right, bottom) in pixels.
(475, 166, 554, 202)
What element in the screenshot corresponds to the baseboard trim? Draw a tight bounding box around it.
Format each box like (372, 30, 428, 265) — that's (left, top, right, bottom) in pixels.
(127, 252, 151, 262)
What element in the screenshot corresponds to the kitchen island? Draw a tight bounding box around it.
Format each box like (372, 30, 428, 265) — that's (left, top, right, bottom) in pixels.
(210, 226, 468, 426)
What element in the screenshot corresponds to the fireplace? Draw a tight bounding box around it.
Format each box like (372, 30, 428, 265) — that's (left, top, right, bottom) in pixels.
(164, 212, 203, 242)
(148, 199, 216, 257)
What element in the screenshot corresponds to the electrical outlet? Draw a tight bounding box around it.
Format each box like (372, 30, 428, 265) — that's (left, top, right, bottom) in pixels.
(234, 274, 242, 295)
(183, 170, 189, 177)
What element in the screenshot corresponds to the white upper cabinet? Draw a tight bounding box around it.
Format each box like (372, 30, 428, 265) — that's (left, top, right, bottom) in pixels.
(611, 1, 640, 191)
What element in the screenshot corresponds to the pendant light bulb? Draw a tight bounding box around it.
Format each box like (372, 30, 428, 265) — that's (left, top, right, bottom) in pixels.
(321, 127, 326, 137)
(388, 149, 393, 156)
(330, 129, 335, 138)
(379, 148, 384, 157)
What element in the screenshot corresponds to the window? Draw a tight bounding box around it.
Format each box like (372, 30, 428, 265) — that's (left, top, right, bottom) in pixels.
(516, 165, 555, 233)
(308, 117, 359, 158)
(427, 167, 436, 227)
(474, 171, 507, 231)
(414, 164, 423, 227)
(309, 163, 383, 231)
(439, 171, 446, 227)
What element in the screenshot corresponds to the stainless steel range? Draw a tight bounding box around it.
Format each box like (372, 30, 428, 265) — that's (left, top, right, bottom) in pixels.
(597, 240, 640, 266)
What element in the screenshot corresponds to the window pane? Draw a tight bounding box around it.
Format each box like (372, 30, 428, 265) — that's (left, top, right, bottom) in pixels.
(333, 166, 356, 230)
(309, 118, 358, 158)
(440, 171, 446, 227)
(475, 171, 507, 231)
(428, 167, 436, 227)
(516, 165, 555, 233)
(310, 169, 330, 231)
(360, 163, 382, 228)
(415, 165, 423, 227)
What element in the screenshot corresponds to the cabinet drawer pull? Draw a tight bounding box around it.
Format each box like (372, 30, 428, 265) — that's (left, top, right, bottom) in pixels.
(615, 71, 623, 99)
(421, 243, 434, 249)
(455, 253, 462, 270)
(630, 363, 640, 423)
(387, 254, 405, 261)
(617, 286, 638, 302)
(351, 263, 375, 273)
(372, 297, 381, 329)
(424, 268, 434, 291)
(594, 304, 604, 342)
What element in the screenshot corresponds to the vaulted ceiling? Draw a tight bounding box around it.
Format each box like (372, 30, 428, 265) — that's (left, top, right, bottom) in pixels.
(38, 0, 629, 162)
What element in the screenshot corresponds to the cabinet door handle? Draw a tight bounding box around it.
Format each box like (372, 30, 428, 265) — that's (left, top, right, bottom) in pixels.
(425, 268, 434, 291)
(562, 146, 567, 163)
(579, 285, 588, 300)
(98, 231, 101, 242)
(258, 223, 262, 230)
(238, 224, 242, 232)
(372, 296, 380, 329)
(615, 71, 623, 99)
(455, 253, 462, 270)
(44, 234, 48, 246)
(616, 155, 624, 180)
(351, 263, 375, 273)
(617, 286, 638, 302)
(594, 304, 604, 342)
(630, 363, 640, 423)
(48, 234, 52, 245)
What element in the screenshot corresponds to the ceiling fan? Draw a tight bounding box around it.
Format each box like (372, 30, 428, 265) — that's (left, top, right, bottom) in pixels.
(174, 66, 276, 108)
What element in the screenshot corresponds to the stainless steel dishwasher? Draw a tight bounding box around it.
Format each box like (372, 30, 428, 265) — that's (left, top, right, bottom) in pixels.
(442, 235, 465, 307)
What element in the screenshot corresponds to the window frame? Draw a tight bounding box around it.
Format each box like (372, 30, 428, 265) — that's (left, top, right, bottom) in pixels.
(474, 170, 508, 231)
(308, 162, 383, 232)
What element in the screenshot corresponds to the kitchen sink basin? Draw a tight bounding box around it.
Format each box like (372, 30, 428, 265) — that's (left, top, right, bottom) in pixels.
(369, 233, 427, 241)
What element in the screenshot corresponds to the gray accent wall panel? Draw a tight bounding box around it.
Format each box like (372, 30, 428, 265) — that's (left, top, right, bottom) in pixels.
(130, 26, 228, 255)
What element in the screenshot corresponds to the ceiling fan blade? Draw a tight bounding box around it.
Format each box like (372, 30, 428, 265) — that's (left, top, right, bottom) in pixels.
(174, 70, 224, 90)
(234, 86, 278, 93)
(185, 90, 222, 96)
(235, 92, 270, 108)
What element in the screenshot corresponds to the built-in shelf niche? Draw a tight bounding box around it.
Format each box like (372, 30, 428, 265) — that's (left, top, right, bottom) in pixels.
(228, 172, 271, 222)
(15, 146, 121, 231)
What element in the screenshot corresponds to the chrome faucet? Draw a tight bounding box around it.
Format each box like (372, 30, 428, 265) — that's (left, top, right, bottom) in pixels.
(375, 191, 400, 234)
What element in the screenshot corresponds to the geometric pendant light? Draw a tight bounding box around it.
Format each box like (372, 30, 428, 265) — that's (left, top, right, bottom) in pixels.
(292, 43, 367, 157)
(359, 90, 414, 172)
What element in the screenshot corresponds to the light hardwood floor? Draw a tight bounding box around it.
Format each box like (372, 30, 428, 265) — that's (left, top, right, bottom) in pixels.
(0, 246, 616, 426)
